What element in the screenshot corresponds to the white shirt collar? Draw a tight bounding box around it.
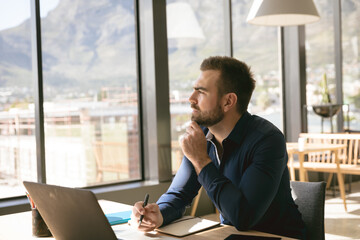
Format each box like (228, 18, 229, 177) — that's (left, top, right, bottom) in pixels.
(205, 130, 213, 141)
(205, 130, 221, 165)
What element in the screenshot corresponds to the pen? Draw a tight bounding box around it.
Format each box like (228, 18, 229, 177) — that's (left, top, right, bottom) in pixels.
(138, 193, 149, 227)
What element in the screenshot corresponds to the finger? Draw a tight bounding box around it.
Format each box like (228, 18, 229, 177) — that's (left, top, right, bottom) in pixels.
(134, 201, 144, 210)
(189, 121, 203, 133)
(129, 221, 154, 232)
(132, 208, 138, 219)
(179, 132, 191, 145)
(129, 215, 153, 230)
(138, 224, 156, 232)
(133, 201, 145, 215)
(140, 216, 156, 227)
(138, 219, 156, 232)
(189, 121, 200, 129)
(185, 126, 195, 135)
(187, 121, 202, 134)
(132, 216, 155, 232)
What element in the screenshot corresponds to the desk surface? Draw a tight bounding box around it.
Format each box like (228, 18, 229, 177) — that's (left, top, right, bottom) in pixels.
(0, 200, 296, 240)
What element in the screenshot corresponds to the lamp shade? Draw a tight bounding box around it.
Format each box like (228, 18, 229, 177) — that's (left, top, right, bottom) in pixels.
(247, 0, 320, 26)
(166, 2, 205, 39)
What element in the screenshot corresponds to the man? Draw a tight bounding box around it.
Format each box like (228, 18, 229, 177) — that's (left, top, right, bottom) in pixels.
(131, 56, 306, 239)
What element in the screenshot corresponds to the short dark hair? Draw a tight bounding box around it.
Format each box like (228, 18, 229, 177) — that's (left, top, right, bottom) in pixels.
(200, 56, 256, 114)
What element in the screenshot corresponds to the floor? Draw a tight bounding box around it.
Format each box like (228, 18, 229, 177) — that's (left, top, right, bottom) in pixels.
(325, 180, 360, 239)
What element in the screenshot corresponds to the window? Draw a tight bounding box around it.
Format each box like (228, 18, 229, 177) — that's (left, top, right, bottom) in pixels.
(232, 0, 282, 130)
(0, 0, 140, 200)
(0, 0, 36, 199)
(40, 0, 140, 187)
(342, 0, 360, 131)
(305, 0, 337, 133)
(167, 0, 228, 173)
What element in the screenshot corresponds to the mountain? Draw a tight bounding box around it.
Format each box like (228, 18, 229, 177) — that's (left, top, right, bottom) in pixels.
(0, 0, 137, 94)
(1, 0, 273, 95)
(1, 0, 358, 97)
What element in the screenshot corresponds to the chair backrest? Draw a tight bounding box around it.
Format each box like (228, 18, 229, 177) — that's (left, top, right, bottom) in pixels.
(299, 133, 360, 165)
(290, 181, 326, 240)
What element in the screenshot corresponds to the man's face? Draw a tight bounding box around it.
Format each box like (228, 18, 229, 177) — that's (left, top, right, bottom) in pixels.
(189, 70, 224, 127)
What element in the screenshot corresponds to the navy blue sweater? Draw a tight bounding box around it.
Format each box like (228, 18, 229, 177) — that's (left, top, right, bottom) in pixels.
(157, 112, 306, 239)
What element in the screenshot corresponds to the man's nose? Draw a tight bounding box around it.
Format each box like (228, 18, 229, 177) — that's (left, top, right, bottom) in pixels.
(188, 92, 197, 104)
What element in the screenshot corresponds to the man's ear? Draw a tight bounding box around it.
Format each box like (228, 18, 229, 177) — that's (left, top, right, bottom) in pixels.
(223, 93, 237, 112)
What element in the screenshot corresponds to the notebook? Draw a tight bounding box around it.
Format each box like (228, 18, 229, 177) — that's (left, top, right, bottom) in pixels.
(106, 210, 132, 225)
(23, 181, 176, 240)
(156, 215, 220, 237)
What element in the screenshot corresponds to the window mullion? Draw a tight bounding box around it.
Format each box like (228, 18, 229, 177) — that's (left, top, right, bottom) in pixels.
(30, 0, 46, 183)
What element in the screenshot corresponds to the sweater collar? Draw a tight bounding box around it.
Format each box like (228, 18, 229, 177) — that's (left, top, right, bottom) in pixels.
(204, 111, 251, 145)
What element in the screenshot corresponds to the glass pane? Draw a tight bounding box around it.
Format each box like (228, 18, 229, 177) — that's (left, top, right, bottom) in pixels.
(305, 0, 337, 133)
(167, 0, 227, 173)
(40, 0, 140, 187)
(232, 0, 282, 130)
(0, 0, 36, 199)
(342, 0, 360, 131)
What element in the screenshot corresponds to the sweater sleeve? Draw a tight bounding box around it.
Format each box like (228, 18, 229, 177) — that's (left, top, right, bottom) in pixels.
(156, 156, 201, 226)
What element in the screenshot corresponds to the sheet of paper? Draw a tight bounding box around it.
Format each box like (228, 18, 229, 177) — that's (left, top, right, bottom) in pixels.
(98, 199, 133, 214)
(112, 224, 176, 240)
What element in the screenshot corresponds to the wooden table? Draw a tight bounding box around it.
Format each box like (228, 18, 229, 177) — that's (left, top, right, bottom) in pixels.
(287, 142, 347, 210)
(0, 200, 296, 240)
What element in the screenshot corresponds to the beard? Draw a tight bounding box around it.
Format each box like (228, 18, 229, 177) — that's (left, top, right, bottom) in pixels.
(191, 103, 224, 127)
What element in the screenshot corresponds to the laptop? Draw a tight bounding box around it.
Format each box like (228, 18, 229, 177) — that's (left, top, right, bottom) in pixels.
(23, 181, 121, 240)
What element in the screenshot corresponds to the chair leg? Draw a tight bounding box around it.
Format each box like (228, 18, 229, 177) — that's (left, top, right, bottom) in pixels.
(288, 154, 296, 181)
(305, 170, 309, 182)
(289, 166, 296, 181)
(298, 154, 306, 182)
(326, 173, 333, 189)
(336, 172, 347, 212)
(191, 187, 203, 217)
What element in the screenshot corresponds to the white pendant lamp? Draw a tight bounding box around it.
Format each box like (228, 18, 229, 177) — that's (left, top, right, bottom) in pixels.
(247, 0, 320, 26)
(166, 2, 205, 39)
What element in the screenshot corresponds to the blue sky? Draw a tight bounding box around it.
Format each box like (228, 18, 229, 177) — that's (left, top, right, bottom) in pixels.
(0, 0, 59, 31)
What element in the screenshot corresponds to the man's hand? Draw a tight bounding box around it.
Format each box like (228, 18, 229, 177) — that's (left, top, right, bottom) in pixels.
(179, 121, 211, 174)
(129, 202, 163, 232)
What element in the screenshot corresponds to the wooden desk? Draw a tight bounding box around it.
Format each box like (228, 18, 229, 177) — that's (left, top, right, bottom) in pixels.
(287, 142, 347, 210)
(0, 200, 296, 240)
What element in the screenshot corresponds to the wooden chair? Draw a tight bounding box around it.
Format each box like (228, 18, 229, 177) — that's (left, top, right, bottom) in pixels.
(288, 133, 360, 211)
(190, 186, 203, 216)
(171, 140, 183, 172)
(92, 141, 129, 182)
(298, 133, 360, 188)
